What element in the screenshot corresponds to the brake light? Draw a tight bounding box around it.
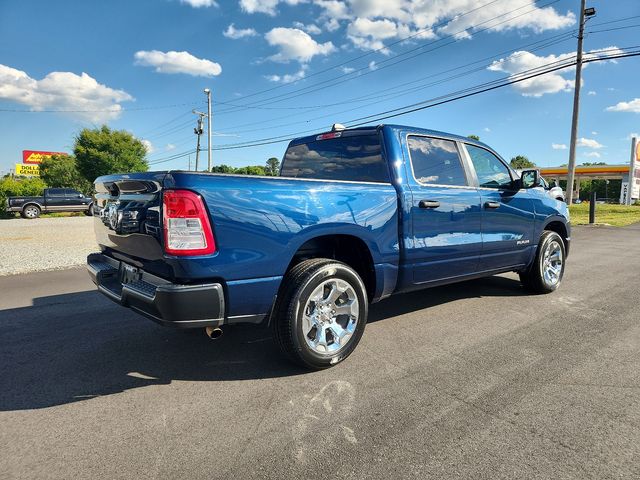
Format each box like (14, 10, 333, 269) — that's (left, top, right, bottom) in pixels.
(162, 190, 216, 256)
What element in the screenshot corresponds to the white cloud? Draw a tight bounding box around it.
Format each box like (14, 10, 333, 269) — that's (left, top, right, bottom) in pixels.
(224, 24, 257, 39)
(0, 64, 133, 122)
(552, 143, 567, 150)
(483, 127, 491, 132)
(166, 143, 176, 151)
(141, 139, 154, 154)
(180, 0, 218, 7)
(240, 0, 305, 16)
(606, 98, 640, 113)
(591, 131, 598, 135)
(293, 21, 322, 34)
(347, 17, 400, 52)
(628, 132, 640, 140)
(265, 27, 335, 62)
(341, 66, 356, 73)
(587, 90, 596, 95)
(368, 60, 377, 70)
(584, 151, 601, 158)
(488, 50, 574, 97)
(577, 137, 604, 149)
(265, 67, 307, 83)
(134, 50, 221, 77)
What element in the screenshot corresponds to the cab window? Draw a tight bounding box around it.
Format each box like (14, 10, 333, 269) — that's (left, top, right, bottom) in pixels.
(408, 136, 468, 186)
(466, 145, 513, 189)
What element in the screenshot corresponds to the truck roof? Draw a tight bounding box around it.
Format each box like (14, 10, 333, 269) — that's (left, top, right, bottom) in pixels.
(289, 124, 493, 151)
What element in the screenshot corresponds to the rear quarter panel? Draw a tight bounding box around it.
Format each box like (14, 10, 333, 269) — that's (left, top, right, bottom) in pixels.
(167, 173, 400, 317)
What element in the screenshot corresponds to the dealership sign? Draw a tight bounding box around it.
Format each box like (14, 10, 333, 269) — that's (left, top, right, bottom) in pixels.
(15, 163, 41, 176)
(22, 150, 67, 164)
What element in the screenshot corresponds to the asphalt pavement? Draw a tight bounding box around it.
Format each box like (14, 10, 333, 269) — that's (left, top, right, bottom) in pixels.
(1, 224, 639, 479)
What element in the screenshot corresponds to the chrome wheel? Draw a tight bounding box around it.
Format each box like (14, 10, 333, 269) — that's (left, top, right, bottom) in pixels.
(541, 239, 563, 286)
(24, 206, 39, 218)
(301, 278, 359, 355)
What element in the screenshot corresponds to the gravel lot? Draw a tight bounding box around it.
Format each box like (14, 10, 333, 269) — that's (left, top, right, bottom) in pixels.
(0, 216, 97, 276)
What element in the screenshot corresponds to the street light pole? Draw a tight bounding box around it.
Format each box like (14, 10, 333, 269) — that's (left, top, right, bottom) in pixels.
(566, 1, 595, 205)
(204, 88, 212, 171)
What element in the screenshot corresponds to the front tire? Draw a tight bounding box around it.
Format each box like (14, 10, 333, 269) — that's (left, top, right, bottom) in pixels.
(21, 204, 41, 219)
(519, 230, 566, 293)
(273, 259, 368, 369)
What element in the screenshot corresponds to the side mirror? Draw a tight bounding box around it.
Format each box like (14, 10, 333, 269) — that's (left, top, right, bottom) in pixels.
(77, 194, 83, 198)
(520, 169, 540, 189)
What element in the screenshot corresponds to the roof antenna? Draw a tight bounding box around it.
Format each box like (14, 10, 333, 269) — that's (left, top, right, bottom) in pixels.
(331, 123, 346, 131)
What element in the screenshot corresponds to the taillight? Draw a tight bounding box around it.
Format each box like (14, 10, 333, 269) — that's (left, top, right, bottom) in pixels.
(162, 189, 216, 256)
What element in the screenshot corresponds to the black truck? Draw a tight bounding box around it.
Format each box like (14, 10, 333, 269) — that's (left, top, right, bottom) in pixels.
(6, 188, 93, 218)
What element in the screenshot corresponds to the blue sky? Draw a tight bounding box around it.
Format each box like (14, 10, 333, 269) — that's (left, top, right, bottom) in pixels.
(1, 0, 639, 175)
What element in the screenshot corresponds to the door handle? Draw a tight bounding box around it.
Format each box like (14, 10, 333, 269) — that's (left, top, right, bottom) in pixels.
(419, 200, 440, 209)
(484, 201, 500, 209)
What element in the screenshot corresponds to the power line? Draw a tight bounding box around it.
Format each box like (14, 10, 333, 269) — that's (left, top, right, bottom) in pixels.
(204, 48, 640, 152)
(213, 0, 562, 115)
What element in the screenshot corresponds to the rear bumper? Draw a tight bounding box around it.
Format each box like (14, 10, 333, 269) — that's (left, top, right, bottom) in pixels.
(87, 253, 225, 328)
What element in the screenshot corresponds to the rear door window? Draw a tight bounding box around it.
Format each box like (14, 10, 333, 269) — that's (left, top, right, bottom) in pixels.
(47, 188, 65, 197)
(281, 134, 390, 183)
(408, 136, 468, 186)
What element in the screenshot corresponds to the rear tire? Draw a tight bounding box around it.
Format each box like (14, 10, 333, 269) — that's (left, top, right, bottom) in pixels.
(519, 230, 565, 294)
(21, 204, 41, 219)
(273, 258, 368, 370)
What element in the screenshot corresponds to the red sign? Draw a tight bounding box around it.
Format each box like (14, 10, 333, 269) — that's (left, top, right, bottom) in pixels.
(22, 150, 67, 164)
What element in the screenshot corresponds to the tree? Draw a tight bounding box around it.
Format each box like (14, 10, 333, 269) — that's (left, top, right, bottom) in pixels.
(74, 125, 148, 183)
(510, 155, 536, 169)
(467, 135, 480, 141)
(234, 165, 266, 176)
(265, 157, 280, 176)
(210, 164, 236, 174)
(40, 154, 92, 195)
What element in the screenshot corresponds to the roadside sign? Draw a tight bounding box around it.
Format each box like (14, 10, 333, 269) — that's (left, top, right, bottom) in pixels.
(15, 163, 40, 176)
(22, 150, 67, 164)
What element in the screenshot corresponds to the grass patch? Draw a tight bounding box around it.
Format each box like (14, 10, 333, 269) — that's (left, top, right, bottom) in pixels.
(569, 203, 640, 227)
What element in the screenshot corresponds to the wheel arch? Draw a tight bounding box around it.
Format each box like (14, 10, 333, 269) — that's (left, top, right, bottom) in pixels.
(283, 233, 378, 301)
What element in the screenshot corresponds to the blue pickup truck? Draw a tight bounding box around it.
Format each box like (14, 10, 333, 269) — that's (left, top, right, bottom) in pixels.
(87, 124, 570, 369)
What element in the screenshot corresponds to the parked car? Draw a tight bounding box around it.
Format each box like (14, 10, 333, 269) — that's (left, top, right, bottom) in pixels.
(540, 177, 565, 202)
(515, 170, 565, 202)
(87, 124, 570, 369)
(6, 188, 93, 218)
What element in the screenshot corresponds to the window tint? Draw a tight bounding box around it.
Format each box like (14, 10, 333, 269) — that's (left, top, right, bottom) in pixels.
(408, 136, 467, 186)
(466, 145, 513, 189)
(65, 189, 80, 197)
(48, 188, 64, 197)
(281, 134, 389, 183)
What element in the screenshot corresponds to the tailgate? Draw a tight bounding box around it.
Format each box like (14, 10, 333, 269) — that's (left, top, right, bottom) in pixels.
(92, 172, 170, 278)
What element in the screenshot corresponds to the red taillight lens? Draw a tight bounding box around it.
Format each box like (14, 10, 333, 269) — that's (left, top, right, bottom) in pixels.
(162, 190, 216, 256)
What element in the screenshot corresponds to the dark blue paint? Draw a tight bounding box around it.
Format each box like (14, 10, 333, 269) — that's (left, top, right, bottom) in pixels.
(92, 124, 570, 322)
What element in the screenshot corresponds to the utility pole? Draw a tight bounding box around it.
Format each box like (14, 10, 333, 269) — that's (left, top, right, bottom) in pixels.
(193, 109, 206, 171)
(204, 88, 212, 171)
(566, 1, 596, 205)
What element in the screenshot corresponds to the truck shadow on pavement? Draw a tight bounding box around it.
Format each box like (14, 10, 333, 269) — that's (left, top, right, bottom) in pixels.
(0, 275, 526, 411)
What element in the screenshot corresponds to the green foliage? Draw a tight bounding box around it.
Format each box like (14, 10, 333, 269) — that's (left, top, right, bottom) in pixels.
(74, 125, 148, 184)
(510, 155, 536, 169)
(234, 165, 266, 176)
(40, 154, 92, 195)
(265, 157, 280, 176)
(209, 164, 268, 176)
(467, 135, 480, 141)
(209, 164, 237, 174)
(0, 176, 47, 216)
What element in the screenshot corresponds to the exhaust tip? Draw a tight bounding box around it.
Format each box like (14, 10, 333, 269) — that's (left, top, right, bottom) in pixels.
(205, 326, 223, 340)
